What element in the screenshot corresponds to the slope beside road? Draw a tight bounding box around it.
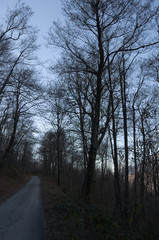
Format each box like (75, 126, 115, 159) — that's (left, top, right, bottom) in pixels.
(0, 176, 44, 240)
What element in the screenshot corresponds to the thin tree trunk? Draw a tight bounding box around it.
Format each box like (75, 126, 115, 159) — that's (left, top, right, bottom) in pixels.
(2, 90, 20, 163)
(141, 115, 146, 214)
(119, 55, 129, 222)
(57, 111, 61, 187)
(132, 105, 137, 216)
(108, 54, 123, 220)
(77, 84, 88, 174)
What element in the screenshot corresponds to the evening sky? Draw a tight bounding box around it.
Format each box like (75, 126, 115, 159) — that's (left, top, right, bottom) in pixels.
(0, 0, 64, 62)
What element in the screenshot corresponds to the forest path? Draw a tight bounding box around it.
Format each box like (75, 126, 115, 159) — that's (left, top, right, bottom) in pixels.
(0, 176, 44, 240)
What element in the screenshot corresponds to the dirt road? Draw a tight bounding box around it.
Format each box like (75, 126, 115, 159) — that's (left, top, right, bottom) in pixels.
(0, 176, 44, 240)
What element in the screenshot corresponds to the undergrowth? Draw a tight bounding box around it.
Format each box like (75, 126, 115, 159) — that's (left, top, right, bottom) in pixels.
(41, 177, 159, 240)
(54, 201, 124, 240)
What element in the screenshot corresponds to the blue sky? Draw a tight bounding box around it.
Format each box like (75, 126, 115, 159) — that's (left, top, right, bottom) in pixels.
(0, 0, 64, 62)
(0, 0, 65, 133)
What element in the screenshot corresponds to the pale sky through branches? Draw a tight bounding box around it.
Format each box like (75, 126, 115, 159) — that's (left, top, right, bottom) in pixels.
(0, 0, 64, 62)
(0, 0, 65, 134)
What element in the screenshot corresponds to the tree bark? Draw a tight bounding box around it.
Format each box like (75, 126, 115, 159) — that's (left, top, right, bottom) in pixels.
(119, 54, 129, 222)
(84, 1, 104, 202)
(108, 54, 123, 220)
(140, 114, 146, 214)
(132, 105, 138, 216)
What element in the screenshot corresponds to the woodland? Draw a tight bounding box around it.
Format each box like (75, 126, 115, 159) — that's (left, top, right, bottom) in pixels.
(0, 1, 159, 239)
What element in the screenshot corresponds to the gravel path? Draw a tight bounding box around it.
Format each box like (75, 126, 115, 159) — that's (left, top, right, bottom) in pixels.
(0, 176, 44, 240)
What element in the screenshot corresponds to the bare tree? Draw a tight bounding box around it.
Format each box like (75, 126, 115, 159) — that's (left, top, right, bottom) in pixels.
(0, 2, 38, 100)
(1, 67, 40, 165)
(0, 2, 40, 168)
(48, 0, 159, 203)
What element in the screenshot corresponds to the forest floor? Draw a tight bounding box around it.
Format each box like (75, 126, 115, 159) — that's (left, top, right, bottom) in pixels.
(40, 177, 124, 240)
(41, 177, 159, 240)
(0, 167, 30, 203)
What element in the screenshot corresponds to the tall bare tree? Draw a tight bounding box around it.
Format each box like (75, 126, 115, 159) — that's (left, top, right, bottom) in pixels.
(48, 0, 159, 204)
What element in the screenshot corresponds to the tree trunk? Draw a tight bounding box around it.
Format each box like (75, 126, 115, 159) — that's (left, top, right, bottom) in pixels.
(83, 2, 104, 202)
(140, 115, 146, 214)
(119, 54, 129, 222)
(132, 105, 138, 217)
(2, 91, 20, 163)
(57, 111, 61, 187)
(108, 55, 123, 220)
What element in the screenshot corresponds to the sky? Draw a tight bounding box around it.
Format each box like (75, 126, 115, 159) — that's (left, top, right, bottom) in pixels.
(0, 0, 65, 134)
(0, 0, 64, 62)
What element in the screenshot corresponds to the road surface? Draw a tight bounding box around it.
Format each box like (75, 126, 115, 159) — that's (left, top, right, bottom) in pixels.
(0, 176, 44, 240)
